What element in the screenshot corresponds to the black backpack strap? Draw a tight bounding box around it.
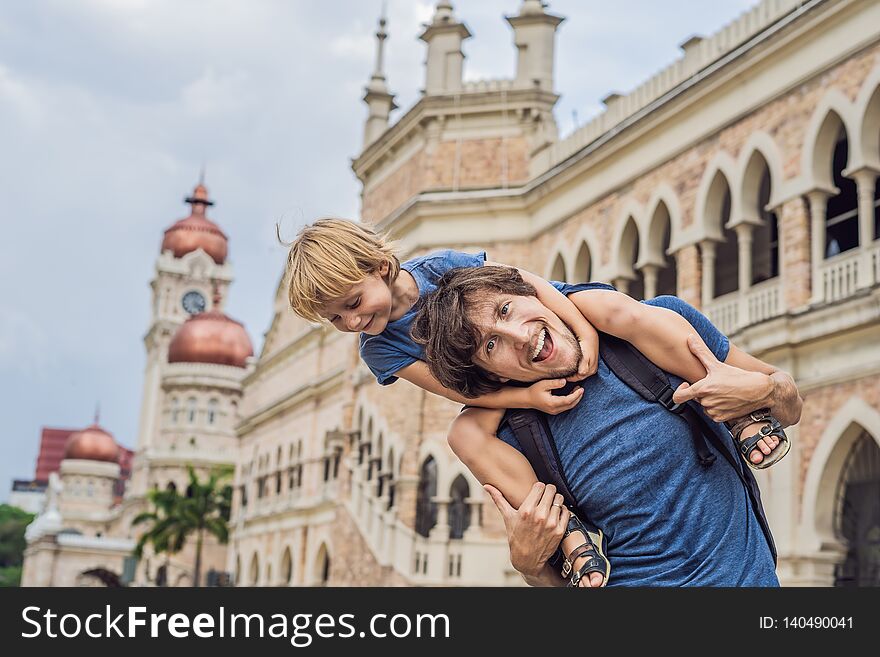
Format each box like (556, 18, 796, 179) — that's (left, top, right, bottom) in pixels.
(599, 333, 717, 467)
(598, 333, 777, 563)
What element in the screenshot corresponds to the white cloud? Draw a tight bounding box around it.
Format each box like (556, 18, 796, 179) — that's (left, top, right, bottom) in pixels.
(180, 67, 251, 118)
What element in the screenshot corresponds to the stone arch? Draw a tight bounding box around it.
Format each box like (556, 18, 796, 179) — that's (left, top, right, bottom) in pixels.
(642, 199, 677, 298)
(800, 398, 880, 555)
(643, 185, 683, 256)
(571, 241, 592, 283)
(855, 65, 880, 170)
(313, 542, 331, 586)
(448, 474, 471, 540)
(737, 132, 785, 219)
(414, 455, 439, 538)
(280, 546, 293, 585)
(801, 91, 858, 190)
(695, 153, 738, 241)
(740, 147, 781, 285)
(547, 251, 567, 283)
(249, 552, 259, 586)
(568, 222, 603, 281)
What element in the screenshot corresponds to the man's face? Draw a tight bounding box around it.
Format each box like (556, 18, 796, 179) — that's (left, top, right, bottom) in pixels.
(470, 292, 582, 383)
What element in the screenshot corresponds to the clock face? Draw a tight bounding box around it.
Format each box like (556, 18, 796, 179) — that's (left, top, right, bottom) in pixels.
(182, 290, 207, 315)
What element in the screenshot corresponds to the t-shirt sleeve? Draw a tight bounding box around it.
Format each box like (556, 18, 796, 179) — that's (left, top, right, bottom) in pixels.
(358, 335, 418, 386)
(644, 295, 730, 363)
(496, 412, 525, 454)
(426, 249, 486, 279)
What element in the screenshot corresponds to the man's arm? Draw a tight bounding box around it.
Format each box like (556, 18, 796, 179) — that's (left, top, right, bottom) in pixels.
(672, 335, 803, 427)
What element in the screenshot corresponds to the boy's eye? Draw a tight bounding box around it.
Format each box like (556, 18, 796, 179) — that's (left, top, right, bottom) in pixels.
(347, 296, 361, 309)
(500, 302, 510, 317)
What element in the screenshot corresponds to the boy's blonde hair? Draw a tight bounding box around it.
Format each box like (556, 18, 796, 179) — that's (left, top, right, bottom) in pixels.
(285, 218, 401, 323)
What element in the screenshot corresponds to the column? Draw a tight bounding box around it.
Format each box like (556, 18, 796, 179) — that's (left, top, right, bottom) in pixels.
(806, 190, 830, 303)
(699, 240, 717, 308)
(639, 264, 659, 300)
(852, 168, 878, 288)
(777, 196, 811, 310)
(611, 277, 630, 295)
(734, 224, 754, 328)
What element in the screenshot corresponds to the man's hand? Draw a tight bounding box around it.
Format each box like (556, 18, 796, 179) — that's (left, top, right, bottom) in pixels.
(484, 482, 569, 579)
(671, 335, 773, 423)
(523, 379, 584, 415)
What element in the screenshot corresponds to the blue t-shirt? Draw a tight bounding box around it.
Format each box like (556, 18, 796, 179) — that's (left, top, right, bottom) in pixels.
(498, 289, 779, 587)
(359, 250, 487, 385)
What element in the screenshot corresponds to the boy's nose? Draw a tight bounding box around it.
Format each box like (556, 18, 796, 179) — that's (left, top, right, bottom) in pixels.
(345, 314, 362, 331)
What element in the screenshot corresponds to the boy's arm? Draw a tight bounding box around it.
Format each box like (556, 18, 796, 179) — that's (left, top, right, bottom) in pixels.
(568, 289, 710, 385)
(395, 360, 583, 414)
(485, 261, 599, 379)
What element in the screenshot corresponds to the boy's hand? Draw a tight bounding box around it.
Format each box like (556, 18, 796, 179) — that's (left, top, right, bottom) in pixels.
(571, 336, 599, 381)
(524, 379, 584, 415)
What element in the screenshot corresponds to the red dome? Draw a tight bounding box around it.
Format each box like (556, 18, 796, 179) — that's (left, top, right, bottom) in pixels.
(64, 424, 119, 463)
(167, 310, 253, 368)
(161, 183, 228, 265)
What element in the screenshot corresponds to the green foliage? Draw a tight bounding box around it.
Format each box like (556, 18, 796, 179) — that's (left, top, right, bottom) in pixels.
(131, 466, 232, 586)
(0, 504, 35, 587)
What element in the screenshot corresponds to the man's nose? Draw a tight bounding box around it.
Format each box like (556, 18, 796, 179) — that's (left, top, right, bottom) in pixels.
(505, 324, 530, 350)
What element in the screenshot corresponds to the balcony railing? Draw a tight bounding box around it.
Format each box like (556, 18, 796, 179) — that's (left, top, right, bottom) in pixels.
(820, 248, 860, 303)
(746, 278, 782, 325)
(705, 290, 739, 336)
(704, 278, 783, 335)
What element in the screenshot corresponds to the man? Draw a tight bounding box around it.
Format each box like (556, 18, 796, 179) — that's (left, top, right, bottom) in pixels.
(412, 266, 803, 586)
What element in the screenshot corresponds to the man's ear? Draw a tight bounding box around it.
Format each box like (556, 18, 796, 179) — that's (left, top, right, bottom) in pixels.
(486, 373, 509, 383)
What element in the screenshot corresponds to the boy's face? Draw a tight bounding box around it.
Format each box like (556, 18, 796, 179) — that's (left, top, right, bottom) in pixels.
(319, 261, 393, 335)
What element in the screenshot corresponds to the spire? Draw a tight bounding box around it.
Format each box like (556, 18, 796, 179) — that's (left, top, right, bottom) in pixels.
(370, 3, 389, 90)
(506, 0, 564, 92)
(362, 6, 398, 147)
(94, 403, 100, 426)
(419, 1, 471, 96)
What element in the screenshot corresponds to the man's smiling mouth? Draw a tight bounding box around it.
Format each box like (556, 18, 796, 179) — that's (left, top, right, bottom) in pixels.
(531, 327, 554, 362)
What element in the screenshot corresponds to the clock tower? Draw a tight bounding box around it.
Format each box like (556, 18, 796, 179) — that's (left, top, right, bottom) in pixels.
(133, 181, 234, 466)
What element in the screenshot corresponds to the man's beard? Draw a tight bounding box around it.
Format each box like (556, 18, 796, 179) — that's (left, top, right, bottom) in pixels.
(524, 322, 582, 382)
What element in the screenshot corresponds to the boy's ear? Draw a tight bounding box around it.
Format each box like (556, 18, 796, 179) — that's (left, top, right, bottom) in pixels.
(379, 260, 390, 277)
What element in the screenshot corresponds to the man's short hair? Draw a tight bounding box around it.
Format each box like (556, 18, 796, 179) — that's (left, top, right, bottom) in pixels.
(411, 265, 536, 398)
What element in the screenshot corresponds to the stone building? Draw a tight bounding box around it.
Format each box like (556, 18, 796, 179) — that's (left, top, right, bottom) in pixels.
(229, 0, 880, 587)
(20, 182, 255, 587)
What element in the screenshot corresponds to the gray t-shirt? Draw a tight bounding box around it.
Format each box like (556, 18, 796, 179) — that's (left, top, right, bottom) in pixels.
(498, 292, 779, 587)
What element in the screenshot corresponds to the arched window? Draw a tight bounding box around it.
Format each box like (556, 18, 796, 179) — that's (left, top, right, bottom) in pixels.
(386, 447, 396, 510)
(315, 545, 330, 586)
(187, 397, 197, 424)
(833, 432, 880, 587)
(415, 457, 438, 538)
(825, 127, 859, 258)
(573, 242, 591, 283)
(374, 434, 384, 497)
(709, 176, 738, 298)
(448, 475, 471, 540)
(281, 547, 293, 585)
(166, 481, 177, 493)
(171, 397, 180, 424)
(646, 202, 677, 298)
(746, 156, 780, 284)
(550, 253, 567, 283)
(249, 554, 259, 586)
(207, 399, 219, 425)
(618, 218, 644, 299)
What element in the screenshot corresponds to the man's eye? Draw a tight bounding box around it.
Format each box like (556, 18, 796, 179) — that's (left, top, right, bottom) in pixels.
(500, 302, 510, 317)
(486, 338, 496, 353)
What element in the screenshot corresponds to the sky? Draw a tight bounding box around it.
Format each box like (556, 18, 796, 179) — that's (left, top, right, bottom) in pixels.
(0, 0, 758, 502)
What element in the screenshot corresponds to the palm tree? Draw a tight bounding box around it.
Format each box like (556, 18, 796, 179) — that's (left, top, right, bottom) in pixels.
(132, 466, 232, 587)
